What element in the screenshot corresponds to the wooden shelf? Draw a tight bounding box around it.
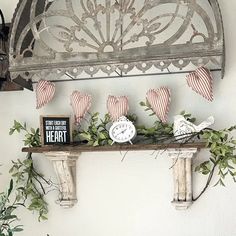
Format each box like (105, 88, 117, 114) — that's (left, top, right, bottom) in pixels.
(22, 142, 206, 154)
(22, 142, 206, 210)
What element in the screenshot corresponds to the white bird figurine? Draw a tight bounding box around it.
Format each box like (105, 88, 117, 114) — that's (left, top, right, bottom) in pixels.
(173, 115, 214, 141)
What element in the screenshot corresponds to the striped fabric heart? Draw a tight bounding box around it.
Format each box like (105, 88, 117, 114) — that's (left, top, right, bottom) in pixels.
(70, 91, 92, 124)
(186, 67, 213, 101)
(36, 80, 55, 109)
(146, 87, 171, 123)
(107, 95, 129, 121)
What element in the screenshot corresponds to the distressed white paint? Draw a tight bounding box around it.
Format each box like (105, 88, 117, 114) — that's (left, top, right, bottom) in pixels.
(43, 148, 197, 210)
(186, 158, 192, 202)
(1, 1, 236, 236)
(167, 148, 198, 210)
(45, 152, 79, 208)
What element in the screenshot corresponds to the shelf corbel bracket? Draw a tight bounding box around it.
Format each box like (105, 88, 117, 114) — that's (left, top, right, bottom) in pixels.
(167, 148, 198, 210)
(44, 151, 80, 208)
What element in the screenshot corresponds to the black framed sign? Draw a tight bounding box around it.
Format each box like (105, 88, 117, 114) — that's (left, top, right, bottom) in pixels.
(40, 116, 72, 146)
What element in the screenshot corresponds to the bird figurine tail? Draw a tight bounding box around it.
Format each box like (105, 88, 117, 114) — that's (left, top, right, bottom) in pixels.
(195, 116, 214, 132)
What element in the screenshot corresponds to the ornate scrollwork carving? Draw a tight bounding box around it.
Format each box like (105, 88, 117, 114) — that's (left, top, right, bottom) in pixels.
(9, 0, 224, 88)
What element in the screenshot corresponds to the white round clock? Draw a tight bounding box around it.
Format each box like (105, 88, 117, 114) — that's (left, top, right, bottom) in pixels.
(109, 116, 136, 144)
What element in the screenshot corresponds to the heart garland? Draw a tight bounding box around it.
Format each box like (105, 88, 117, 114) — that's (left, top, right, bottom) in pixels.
(70, 91, 92, 124)
(35, 67, 213, 119)
(146, 87, 171, 123)
(186, 66, 213, 101)
(36, 80, 56, 109)
(107, 95, 129, 121)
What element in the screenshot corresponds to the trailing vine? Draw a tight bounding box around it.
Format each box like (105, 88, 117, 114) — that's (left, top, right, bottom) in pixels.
(8, 156, 49, 221)
(194, 126, 236, 200)
(0, 121, 55, 235)
(0, 179, 23, 236)
(9, 121, 51, 221)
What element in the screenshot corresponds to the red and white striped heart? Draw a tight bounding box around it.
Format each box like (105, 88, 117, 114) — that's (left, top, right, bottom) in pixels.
(186, 67, 213, 101)
(70, 91, 92, 124)
(107, 95, 129, 121)
(146, 87, 171, 123)
(36, 80, 56, 109)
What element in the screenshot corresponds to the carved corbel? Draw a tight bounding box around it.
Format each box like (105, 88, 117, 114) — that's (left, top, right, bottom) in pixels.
(167, 148, 198, 210)
(44, 151, 80, 208)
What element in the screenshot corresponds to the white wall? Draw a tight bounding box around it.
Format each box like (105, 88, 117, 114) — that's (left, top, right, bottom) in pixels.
(1, 1, 236, 236)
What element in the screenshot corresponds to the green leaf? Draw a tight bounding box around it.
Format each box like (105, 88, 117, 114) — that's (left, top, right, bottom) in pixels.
(39, 215, 48, 221)
(108, 140, 113, 145)
(228, 126, 236, 131)
(149, 112, 156, 116)
(140, 101, 146, 106)
(189, 118, 196, 123)
(219, 179, 226, 187)
(93, 140, 99, 146)
(30, 128, 35, 134)
(8, 231, 13, 236)
(2, 215, 17, 220)
(202, 170, 211, 175)
(7, 179, 13, 197)
(232, 157, 236, 164)
(232, 140, 236, 145)
(87, 141, 94, 146)
(99, 132, 107, 140)
(210, 142, 217, 150)
(227, 164, 234, 170)
(210, 158, 216, 164)
(23, 159, 32, 166)
(80, 133, 92, 140)
(12, 226, 24, 232)
(9, 129, 14, 135)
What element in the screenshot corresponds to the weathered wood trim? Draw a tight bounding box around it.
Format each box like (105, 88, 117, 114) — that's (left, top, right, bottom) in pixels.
(22, 142, 206, 154)
(45, 152, 79, 208)
(167, 148, 198, 210)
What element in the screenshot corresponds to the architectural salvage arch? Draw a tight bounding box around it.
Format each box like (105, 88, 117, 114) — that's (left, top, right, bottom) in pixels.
(9, 0, 224, 90)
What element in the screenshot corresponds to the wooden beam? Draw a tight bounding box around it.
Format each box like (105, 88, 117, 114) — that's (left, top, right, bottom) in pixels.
(22, 142, 206, 154)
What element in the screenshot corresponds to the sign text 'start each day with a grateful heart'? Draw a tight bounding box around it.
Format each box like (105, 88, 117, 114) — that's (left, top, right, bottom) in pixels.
(40, 115, 72, 146)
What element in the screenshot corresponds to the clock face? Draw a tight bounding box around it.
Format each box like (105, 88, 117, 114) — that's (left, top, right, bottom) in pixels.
(109, 121, 136, 143)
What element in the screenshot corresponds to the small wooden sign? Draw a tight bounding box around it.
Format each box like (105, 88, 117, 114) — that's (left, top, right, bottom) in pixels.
(40, 116, 72, 146)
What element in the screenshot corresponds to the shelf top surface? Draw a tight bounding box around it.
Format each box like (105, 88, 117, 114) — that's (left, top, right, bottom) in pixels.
(22, 142, 206, 154)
